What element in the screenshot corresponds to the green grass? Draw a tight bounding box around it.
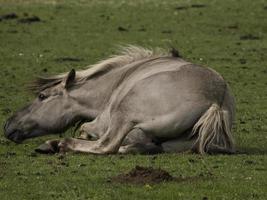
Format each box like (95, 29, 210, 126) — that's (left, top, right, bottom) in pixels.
(0, 0, 266, 199)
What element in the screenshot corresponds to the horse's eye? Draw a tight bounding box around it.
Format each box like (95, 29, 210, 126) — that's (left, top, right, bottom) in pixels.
(38, 93, 47, 101)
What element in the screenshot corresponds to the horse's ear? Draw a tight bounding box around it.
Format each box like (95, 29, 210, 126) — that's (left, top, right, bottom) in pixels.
(64, 69, 76, 89)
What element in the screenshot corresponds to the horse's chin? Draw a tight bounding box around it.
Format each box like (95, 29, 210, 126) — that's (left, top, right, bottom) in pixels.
(6, 130, 25, 143)
(6, 129, 49, 143)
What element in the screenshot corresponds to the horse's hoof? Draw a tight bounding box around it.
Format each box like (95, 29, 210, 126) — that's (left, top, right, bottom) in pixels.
(35, 141, 59, 154)
(58, 138, 73, 153)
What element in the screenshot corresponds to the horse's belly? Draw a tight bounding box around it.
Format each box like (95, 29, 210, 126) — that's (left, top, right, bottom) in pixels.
(135, 100, 210, 139)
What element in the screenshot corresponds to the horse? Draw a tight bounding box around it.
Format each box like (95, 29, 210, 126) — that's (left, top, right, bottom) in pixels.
(3, 46, 235, 154)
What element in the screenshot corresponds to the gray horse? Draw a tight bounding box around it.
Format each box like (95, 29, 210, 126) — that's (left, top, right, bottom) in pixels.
(4, 46, 235, 154)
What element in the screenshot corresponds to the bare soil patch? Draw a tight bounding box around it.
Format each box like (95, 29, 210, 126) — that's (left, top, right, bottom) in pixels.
(18, 16, 41, 24)
(111, 165, 213, 184)
(54, 57, 83, 63)
(240, 34, 260, 40)
(0, 13, 18, 21)
(175, 4, 207, 11)
(111, 165, 174, 184)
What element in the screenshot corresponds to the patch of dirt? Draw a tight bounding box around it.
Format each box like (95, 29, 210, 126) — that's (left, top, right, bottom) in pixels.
(239, 58, 247, 64)
(18, 16, 41, 24)
(240, 34, 260, 40)
(161, 30, 172, 34)
(117, 26, 128, 32)
(175, 4, 207, 11)
(0, 13, 42, 24)
(175, 6, 188, 10)
(111, 166, 174, 184)
(111, 166, 213, 185)
(227, 25, 238, 29)
(191, 4, 207, 8)
(54, 57, 82, 63)
(0, 13, 18, 21)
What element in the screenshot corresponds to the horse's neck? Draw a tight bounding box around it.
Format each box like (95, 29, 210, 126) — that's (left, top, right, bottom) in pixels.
(69, 57, 169, 118)
(69, 62, 136, 118)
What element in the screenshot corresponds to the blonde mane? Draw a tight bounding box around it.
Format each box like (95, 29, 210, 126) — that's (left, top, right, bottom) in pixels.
(30, 45, 173, 93)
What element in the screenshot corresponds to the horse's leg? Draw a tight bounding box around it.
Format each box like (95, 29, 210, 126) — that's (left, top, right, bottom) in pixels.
(118, 143, 162, 154)
(35, 139, 61, 154)
(78, 125, 162, 154)
(78, 121, 100, 140)
(119, 128, 163, 154)
(58, 114, 134, 154)
(78, 111, 109, 140)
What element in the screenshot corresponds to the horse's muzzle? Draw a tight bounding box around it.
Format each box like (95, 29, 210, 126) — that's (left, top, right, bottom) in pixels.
(3, 118, 24, 143)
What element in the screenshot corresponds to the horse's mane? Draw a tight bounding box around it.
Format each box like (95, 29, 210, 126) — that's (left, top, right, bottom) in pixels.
(29, 45, 178, 93)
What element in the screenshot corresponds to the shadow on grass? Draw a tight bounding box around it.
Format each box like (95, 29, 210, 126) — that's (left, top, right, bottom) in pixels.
(236, 147, 267, 155)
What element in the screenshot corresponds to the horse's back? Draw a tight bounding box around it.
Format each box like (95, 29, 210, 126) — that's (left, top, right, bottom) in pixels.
(114, 59, 227, 112)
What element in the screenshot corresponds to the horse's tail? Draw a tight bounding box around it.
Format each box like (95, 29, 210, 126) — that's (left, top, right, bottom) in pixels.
(191, 102, 235, 154)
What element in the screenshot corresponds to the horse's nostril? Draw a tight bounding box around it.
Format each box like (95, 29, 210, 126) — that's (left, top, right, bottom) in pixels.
(3, 118, 15, 138)
(3, 119, 10, 132)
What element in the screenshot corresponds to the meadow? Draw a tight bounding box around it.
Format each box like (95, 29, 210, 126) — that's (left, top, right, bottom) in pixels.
(0, 0, 266, 199)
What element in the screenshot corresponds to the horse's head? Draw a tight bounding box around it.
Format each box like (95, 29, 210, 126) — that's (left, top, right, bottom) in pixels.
(4, 69, 82, 143)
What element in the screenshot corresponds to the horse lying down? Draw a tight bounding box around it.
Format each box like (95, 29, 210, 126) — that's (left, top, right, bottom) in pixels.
(4, 46, 235, 154)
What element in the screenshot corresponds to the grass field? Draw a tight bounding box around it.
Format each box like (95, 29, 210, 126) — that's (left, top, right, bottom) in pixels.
(0, 0, 266, 199)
